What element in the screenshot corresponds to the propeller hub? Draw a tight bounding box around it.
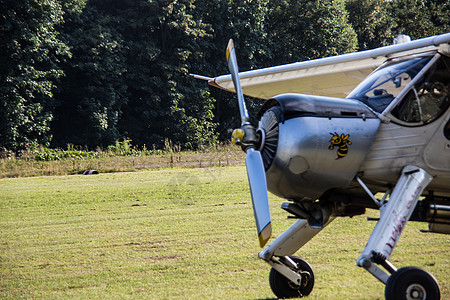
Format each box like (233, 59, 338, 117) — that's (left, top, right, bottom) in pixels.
(231, 124, 261, 152)
(231, 129, 244, 146)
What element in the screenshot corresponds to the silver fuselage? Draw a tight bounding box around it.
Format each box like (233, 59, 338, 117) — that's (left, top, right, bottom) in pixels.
(260, 51, 450, 202)
(361, 111, 450, 196)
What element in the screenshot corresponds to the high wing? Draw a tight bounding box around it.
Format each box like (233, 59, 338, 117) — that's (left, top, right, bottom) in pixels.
(202, 33, 450, 99)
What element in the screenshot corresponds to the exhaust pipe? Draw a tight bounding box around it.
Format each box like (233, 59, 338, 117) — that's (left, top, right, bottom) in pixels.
(412, 203, 450, 234)
(427, 205, 450, 234)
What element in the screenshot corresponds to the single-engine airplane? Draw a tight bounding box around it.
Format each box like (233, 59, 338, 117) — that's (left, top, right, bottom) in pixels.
(192, 32, 450, 299)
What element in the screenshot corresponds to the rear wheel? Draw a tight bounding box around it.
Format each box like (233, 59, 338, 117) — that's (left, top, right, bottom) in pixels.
(385, 266, 440, 300)
(269, 256, 314, 299)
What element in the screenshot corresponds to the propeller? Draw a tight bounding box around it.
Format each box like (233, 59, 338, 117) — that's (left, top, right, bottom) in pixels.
(226, 39, 272, 247)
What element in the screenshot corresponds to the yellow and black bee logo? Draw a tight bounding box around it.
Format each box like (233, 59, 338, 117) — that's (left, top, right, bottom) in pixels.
(329, 133, 351, 159)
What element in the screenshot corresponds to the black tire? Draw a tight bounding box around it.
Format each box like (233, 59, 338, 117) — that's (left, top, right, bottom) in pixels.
(269, 256, 314, 299)
(385, 266, 440, 300)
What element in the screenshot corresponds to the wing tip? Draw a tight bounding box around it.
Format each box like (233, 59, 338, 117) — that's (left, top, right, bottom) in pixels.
(189, 74, 213, 81)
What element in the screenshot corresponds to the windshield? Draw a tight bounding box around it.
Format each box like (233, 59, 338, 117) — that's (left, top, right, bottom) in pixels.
(347, 55, 433, 112)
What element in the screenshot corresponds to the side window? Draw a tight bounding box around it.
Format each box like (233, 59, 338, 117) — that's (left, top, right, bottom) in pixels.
(391, 56, 450, 125)
(418, 81, 449, 123)
(391, 89, 421, 122)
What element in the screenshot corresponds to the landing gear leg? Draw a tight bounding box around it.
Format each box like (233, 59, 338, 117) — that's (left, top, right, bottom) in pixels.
(259, 207, 334, 298)
(356, 165, 440, 299)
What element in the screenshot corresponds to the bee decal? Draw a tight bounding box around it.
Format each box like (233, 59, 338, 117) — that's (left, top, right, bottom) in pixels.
(329, 133, 352, 159)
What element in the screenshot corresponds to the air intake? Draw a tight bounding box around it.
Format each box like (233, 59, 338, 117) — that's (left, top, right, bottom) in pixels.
(257, 106, 281, 171)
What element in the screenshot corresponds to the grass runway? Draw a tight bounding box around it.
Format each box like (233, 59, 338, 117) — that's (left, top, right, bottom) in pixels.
(1, 166, 448, 299)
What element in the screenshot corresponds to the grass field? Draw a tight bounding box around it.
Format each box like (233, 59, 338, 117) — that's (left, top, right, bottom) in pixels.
(0, 166, 448, 299)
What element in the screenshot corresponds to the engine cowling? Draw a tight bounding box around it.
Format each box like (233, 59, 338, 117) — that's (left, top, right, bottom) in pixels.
(257, 93, 381, 201)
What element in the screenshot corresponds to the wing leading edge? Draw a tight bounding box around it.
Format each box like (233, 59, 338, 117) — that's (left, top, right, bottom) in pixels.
(208, 33, 450, 99)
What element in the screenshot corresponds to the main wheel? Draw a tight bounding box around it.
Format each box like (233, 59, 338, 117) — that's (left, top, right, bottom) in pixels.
(385, 266, 440, 300)
(269, 256, 314, 299)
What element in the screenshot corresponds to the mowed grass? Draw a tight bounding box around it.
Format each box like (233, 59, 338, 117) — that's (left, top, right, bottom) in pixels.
(0, 166, 448, 299)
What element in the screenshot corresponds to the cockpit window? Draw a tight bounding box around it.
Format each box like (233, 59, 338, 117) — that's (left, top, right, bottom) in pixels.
(347, 55, 433, 113)
(391, 55, 450, 125)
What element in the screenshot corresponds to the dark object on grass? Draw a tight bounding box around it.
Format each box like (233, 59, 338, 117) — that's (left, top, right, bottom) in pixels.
(83, 170, 99, 175)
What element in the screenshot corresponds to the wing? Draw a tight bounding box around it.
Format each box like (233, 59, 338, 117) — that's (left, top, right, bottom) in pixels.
(211, 55, 385, 99)
(207, 33, 450, 99)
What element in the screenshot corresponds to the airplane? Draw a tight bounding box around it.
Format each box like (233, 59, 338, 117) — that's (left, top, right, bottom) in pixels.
(191, 32, 450, 299)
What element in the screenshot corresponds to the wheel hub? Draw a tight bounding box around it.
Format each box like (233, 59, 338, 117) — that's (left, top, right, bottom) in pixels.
(406, 283, 426, 300)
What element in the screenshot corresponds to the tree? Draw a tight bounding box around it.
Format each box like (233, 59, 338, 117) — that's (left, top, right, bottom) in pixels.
(192, 0, 270, 139)
(266, 0, 358, 65)
(52, 0, 217, 150)
(117, 0, 217, 149)
(388, 0, 450, 39)
(427, 0, 450, 35)
(346, 0, 393, 50)
(0, 0, 69, 151)
(346, 0, 450, 50)
(51, 0, 128, 148)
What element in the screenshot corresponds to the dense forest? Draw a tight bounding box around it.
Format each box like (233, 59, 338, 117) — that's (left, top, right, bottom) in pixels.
(1, 0, 449, 152)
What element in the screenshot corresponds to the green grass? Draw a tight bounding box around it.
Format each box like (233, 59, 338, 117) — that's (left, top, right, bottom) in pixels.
(0, 166, 448, 299)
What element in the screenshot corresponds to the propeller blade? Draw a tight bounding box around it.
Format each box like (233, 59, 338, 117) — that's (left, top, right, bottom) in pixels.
(226, 39, 249, 125)
(246, 148, 272, 247)
(226, 38, 272, 247)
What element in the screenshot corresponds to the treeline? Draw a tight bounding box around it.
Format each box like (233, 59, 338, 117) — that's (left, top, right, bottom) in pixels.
(1, 0, 449, 152)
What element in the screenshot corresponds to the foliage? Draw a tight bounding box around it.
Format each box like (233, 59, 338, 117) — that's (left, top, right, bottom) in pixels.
(388, 0, 450, 38)
(18, 142, 100, 161)
(346, 0, 393, 50)
(266, 0, 358, 64)
(0, 0, 69, 151)
(346, 0, 450, 50)
(52, 0, 128, 148)
(192, 0, 270, 139)
(1, 0, 449, 151)
(16, 139, 158, 162)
